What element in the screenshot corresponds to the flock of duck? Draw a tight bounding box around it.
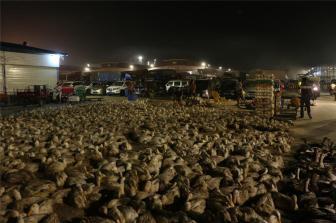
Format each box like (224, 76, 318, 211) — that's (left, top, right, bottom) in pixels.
(278, 138, 336, 223)
(0, 100, 334, 223)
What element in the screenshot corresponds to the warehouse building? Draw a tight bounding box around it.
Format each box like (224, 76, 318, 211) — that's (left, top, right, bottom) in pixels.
(82, 62, 147, 82)
(82, 59, 229, 82)
(0, 42, 66, 95)
(307, 66, 336, 91)
(248, 69, 289, 80)
(149, 59, 225, 78)
(59, 65, 81, 81)
(309, 65, 336, 82)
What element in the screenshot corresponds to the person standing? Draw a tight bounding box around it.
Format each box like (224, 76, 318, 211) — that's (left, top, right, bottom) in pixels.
(190, 79, 197, 97)
(300, 77, 313, 119)
(236, 81, 243, 106)
(126, 80, 137, 101)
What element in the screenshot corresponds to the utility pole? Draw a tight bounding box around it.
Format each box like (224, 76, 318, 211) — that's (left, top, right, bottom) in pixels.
(1, 51, 7, 94)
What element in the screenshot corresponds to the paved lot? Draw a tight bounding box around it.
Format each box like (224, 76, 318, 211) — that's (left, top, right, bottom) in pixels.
(291, 93, 336, 143)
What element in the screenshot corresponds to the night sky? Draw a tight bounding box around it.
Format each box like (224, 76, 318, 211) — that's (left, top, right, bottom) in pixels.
(2, 1, 336, 70)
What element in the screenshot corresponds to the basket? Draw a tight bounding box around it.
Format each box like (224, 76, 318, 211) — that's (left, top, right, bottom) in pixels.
(128, 93, 138, 101)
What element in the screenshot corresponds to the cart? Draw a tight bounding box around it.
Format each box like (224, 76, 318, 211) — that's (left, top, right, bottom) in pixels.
(74, 85, 86, 101)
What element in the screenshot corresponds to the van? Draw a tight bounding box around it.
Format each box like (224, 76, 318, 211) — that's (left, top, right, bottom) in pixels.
(165, 80, 189, 92)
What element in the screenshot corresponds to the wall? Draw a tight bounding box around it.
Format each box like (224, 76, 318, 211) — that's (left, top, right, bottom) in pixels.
(0, 51, 60, 94)
(0, 51, 60, 67)
(5, 65, 57, 94)
(0, 65, 3, 93)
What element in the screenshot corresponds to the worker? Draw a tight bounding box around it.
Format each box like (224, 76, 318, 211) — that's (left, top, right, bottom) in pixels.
(126, 80, 136, 101)
(190, 79, 197, 97)
(172, 86, 182, 105)
(124, 73, 132, 97)
(236, 81, 243, 106)
(300, 77, 313, 119)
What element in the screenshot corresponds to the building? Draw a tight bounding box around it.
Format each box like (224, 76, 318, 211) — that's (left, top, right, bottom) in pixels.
(59, 65, 81, 81)
(149, 59, 224, 78)
(308, 66, 336, 91)
(82, 62, 147, 82)
(309, 66, 336, 82)
(248, 69, 289, 80)
(0, 42, 66, 94)
(151, 59, 201, 73)
(82, 59, 229, 82)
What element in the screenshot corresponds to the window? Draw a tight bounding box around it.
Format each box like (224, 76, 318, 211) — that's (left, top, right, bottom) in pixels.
(73, 82, 83, 86)
(173, 81, 180, 86)
(63, 83, 73, 87)
(114, 82, 124, 86)
(182, 81, 188, 86)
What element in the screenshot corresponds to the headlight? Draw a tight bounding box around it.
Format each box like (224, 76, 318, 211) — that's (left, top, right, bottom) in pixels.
(313, 86, 318, 91)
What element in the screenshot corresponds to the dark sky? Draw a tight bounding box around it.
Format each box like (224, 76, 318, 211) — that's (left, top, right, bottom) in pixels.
(2, 1, 336, 70)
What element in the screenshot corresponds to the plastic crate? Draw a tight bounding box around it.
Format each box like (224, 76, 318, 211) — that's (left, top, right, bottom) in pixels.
(128, 94, 138, 101)
(68, 96, 80, 102)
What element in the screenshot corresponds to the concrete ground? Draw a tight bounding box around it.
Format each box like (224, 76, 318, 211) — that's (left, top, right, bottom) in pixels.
(290, 93, 336, 143)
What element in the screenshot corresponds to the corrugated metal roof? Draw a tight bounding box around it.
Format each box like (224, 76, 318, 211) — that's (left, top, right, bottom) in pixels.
(0, 42, 67, 55)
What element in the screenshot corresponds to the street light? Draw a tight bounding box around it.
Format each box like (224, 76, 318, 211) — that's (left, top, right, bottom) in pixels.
(219, 66, 222, 70)
(150, 64, 154, 68)
(129, 65, 134, 70)
(228, 68, 231, 72)
(87, 63, 90, 67)
(138, 55, 143, 64)
(84, 67, 90, 72)
(201, 62, 206, 67)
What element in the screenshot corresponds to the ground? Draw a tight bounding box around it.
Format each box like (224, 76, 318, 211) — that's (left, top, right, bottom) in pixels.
(1, 94, 336, 143)
(1, 94, 335, 222)
(290, 93, 336, 143)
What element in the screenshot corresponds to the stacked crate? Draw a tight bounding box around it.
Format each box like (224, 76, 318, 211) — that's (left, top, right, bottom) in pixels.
(274, 91, 281, 116)
(253, 73, 274, 117)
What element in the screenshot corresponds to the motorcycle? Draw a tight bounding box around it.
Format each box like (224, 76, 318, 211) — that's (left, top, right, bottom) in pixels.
(330, 83, 336, 101)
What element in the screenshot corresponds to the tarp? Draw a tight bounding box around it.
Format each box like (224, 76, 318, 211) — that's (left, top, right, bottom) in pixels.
(124, 73, 132, 81)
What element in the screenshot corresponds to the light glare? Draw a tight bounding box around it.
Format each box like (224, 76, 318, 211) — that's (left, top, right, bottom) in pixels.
(49, 54, 60, 67)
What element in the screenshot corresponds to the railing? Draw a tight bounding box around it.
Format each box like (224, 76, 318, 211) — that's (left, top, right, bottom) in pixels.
(0, 92, 8, 104)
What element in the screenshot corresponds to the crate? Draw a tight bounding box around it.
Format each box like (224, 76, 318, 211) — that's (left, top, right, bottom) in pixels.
(68, 96, 80, 102)
(249, 73, 274, 80)
(253, 75, 274, 117)
(127, 94, 138, 101)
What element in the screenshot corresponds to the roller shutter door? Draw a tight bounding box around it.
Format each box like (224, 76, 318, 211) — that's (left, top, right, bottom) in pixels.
(0, 65, 3, 93)
(5, 65, 57, 94)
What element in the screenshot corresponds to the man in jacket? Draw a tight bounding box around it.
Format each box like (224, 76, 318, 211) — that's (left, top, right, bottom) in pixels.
(300, 77, 313, 119)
